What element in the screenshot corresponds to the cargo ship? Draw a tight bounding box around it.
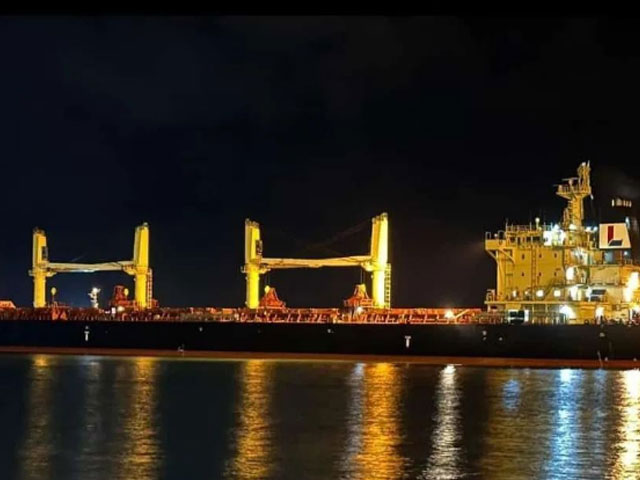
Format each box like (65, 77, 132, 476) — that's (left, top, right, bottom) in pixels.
(2, 162, 640, 366)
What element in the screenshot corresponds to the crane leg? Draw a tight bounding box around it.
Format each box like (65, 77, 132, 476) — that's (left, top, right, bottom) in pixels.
(370, 213, 389, 308)
(33, 272, 46, 308)
(31, 228, 49, 308)
(245, 219, 262, 309)
(371, 269, 386, 308)
(246, 266, 260, 309)
(134, 273, 148, 309)
(132, 223, 150, 309)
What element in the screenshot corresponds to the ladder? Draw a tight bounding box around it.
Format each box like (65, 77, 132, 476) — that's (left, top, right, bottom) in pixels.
(146, 268, 153, 308)
(384, 264, 392, 308)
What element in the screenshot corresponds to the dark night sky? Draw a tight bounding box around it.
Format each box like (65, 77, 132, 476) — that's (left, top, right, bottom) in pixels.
(2, 16, 640, 308)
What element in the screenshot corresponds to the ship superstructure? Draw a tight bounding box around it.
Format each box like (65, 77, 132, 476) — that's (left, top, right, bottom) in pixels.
(485, 162, 640, 323)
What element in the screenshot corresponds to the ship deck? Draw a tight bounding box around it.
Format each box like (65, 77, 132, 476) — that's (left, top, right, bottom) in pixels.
(0, 306, 501, 325)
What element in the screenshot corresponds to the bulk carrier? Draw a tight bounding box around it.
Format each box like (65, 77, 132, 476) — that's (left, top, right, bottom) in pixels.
(2, 162, 640, 365)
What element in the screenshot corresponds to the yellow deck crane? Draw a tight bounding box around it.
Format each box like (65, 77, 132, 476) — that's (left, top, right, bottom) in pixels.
(243, 213, 390, 309)
(29, 223, 152, 309)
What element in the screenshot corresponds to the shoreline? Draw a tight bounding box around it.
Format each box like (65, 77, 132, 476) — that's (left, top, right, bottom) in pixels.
(0, 345, 638, 369)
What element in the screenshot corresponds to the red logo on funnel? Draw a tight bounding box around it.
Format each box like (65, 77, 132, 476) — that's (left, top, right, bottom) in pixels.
(608, 225, 623, 247)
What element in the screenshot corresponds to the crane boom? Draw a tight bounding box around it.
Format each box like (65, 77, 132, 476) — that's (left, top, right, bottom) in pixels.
(260, 255, 372, 270)
(46, 261, 134, 273)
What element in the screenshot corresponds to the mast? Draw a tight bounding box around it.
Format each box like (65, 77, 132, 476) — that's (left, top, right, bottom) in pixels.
(556, 161, 592, 230)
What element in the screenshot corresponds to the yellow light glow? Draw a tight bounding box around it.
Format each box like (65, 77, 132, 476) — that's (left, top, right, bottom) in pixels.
(444, 309, 454, 319)
(536, 289, 544, 298)
(554, 289, 562, 298)
(624, 272, 640, 303)
(34, 355, 50, 369)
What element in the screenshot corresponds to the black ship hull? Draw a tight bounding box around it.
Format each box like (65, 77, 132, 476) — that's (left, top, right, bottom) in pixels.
(1, 320, 640, 364)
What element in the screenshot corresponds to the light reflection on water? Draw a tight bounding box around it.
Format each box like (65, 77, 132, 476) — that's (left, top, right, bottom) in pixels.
(18, 355, 54, 480)
(346, 363, 405, 480)
(6, 355, 640, 479)
(76, 359, 102, 477)
(614, 369, 640, 480)
(545, 368, 582, 478)
(422, 364, 461, 480)
(226, 360, 273, 480)
(115, 357, 161, 480)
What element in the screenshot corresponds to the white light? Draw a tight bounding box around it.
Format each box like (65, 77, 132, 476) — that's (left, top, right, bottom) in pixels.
(559, 305, 576, 319)
(569, 224, 577, 231)
(560, 368, 574, 383)
(536, 289, 544, 298)
(595, 306, 605, 318)
(566, 267, 575, 282)
(355, 306, 363, 315)
(91, 287, 100, 294)
(117, 306, 125, 313)
(569, 286, 579, 301)
(444, 309, 455, 319)
(512, 290, 518, 298)
(554, 289, 562, 298)
(443, 364, 456, 374)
